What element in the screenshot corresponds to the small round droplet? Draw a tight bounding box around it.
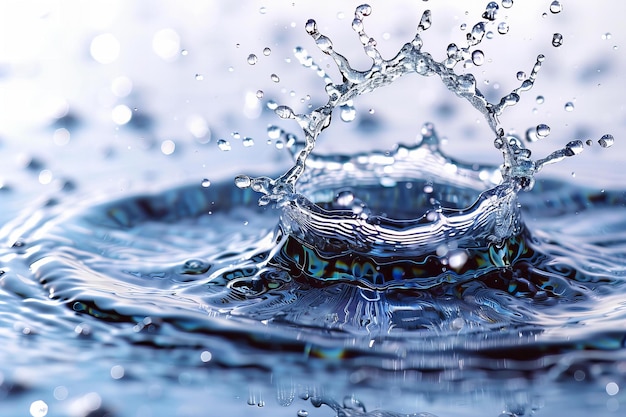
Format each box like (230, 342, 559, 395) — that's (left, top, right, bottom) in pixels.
(536, 124, 550, 138)
(275, 105, 295, 119)
(217, 139, 231, 151)
(602, 32, 612, 40)
(297, 410, 309, 417)
(195, 74, 204, 81)
(502, 0, 513, 8)
(242, 137, 255, 147)
(598, 134, 614, 148)
(471, 50, 485, 66)
(497, 22, 509, 35)
(259, 6, 267, 14)
(263, 47, 271, 56)
(564, 102, 574, 112)
(460, 23, 467, 31)
(516, 71, 526, 81)
(256, 90, 264, 99)
(536, 95, 544, 104)
(247, 54, 258, 65)
(549, 0, 562, 13)
(271, 73, 280, 83)
(340, 104, 356, 122)
(201, 179, 211, 187)
(552, 33, 563, 47)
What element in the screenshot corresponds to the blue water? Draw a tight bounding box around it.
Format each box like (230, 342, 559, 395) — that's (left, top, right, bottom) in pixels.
(1, 2, 626, 417)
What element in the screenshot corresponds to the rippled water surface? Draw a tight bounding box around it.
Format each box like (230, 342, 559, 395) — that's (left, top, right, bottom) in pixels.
(1, 1, 626, 416)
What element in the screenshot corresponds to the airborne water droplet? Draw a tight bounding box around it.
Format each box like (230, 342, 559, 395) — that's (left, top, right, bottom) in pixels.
(516, 71, 526, 81)
(340, 103, 356, 122)
(201, 179, 211, 187)
(256, 90, 264, 99)
(598, 134, 615, 148)
(502, 0, 513, 8)
(234, 175, 251, 189)
(552, 33, 563, 47)
(471, 50, 485, 66)
(271, 73, 280, 83)
(275, 105, 295, 119)
(243, 137, 255, 147)
(497, 22, 509, 35)
(549, 0, 562, 13)
(247, 54, 258, 65)
(536, 124, 551, 138)
(217, 139, 231, 151)
(536, 95, 544, 104)
(564, 101, 574, 112)
(482, 2, 499, 21)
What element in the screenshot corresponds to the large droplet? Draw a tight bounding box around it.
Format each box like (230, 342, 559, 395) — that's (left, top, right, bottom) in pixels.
(247, 54, 258, 65)
(275, 105, 295, 119)
(549, 1, 562, 13)
(482, 2, 499, 21)
(536, 124, 551, 138)
(471, 50, 485, 66)
(234, 175, 252, 189)
(598, 134, 615, 148)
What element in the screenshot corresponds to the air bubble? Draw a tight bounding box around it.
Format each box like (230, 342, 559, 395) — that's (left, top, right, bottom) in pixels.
(552, 33, 563, 47)
(598, 134, 615, 148)
(549, 0, 562, 13)
(217, 139, 231, 151)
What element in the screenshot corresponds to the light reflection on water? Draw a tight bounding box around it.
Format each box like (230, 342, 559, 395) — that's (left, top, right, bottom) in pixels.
(0, 1, 625, 416)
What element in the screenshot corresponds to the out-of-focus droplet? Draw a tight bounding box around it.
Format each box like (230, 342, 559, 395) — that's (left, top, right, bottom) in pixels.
(152, 28, 180, 61)
(90, 33, 120, 64)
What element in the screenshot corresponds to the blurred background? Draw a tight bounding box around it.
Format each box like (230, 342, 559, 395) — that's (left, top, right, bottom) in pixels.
(0, 0, 624, 221)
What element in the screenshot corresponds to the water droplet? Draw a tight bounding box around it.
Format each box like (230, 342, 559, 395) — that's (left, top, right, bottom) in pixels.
(271, 73, 280, 83)
(598, 134, 615, 148)
(566, 140, 584, 155)
(516, 71, 526, 81)
(460, 23, 467, 31)
(259, 6, 267, 14)
(602, 32, 612, 40)
(195, 74, 204, 81)
(275, 105, 295, 119)
(497, 22, 509, 35)
(564, 101, 574, 112)
(502, 0, 513, 8)
(256, 90, 264, 99)
(552, 33, 563, 47)
(161, 139, 176, 155)
(217, 139, 231, 151)
(297, 410, 309, 417)
(263, 47, 271, 56)
(247, 54, 258, 65)
(335, 190, 355, 206)
(201, 179, 211, 187)
(267, 125, 283, 140)
(266, 100, 278, 110)
(536, 95, 544, 104)
(482, 2, 499, 21)
(536, 124, 550, 138)
(243, 137, 255, 147)
(471, 50, 485, 66)
(549, 0, 562, 14)
(586, 139, 593, 146)
(340, 103, 356, 122)
(234, 175, 251, 189)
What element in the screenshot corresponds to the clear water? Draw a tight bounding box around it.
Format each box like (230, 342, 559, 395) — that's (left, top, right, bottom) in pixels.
(1, 1, 625, 416)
